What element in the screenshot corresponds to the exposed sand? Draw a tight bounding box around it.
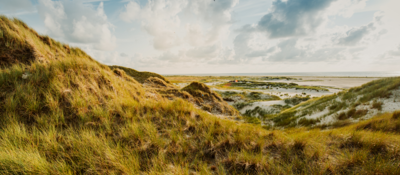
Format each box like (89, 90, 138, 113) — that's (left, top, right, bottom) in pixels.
(175, 83, 189, 88)
(210, 76, 399, 128)
(213, 87, 337, 98)
(266, 87, 338, 98)
(205, 82, 223, 86)
(212, 88, 243, 93)
(239, 100, 286, 113)
(303, 108, 330, 120)
(176, 77, 390, 121)
(306, 87, 400, 126)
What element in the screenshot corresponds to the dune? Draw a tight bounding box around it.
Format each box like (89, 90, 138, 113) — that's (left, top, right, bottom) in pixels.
(1, 16, 400, 174)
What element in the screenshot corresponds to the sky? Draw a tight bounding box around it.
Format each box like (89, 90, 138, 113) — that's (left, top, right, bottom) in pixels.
(1, 0, 400, 74)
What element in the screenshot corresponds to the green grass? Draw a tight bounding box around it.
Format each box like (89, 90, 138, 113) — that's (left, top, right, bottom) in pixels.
(372, 100, 383, 110)
(222, 81, 329, 92)
(1, 15, 400, 174)
(263, 76, 297, 80)
(233, 102, 253, 110)
(284, 96, 311, 106)
(270, 77, 400, 127)
(217, 91, 281, 103)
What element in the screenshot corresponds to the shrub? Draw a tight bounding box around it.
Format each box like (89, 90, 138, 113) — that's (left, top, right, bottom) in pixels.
(354, 109, 368, 119)
(233, 102, 253, 110)
(329, 102, 346, 111)
(337, 112, 348, 120)
(352, 101, 361, 108)
(346, 108, 356, 118)
(393, 111, 400, 119)
(248, 92, 262, 100)
(284, 96, 310, 106)
(298, 118, 319, 126)
(372, 101, 383, 110)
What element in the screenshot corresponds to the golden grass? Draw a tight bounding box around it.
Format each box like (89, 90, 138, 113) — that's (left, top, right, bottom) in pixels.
(182, 82, 239, 116)
(109, 65, 170, 84)
(1, 15, 400, 174)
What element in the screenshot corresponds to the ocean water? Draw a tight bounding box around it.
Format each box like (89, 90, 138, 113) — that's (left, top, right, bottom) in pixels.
(167, 72, 400, 77)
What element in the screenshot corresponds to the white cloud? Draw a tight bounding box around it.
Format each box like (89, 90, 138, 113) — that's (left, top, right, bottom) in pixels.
(37, 0, 116, 51)
(24, 0, 399, 73)
(389, 45, 400, 56)
(257, 0, 336, 38)
(186, 44, 220, 59)
(0, 0, 34, 13)
(120, 0, 186, 50)
(327, 0, 367, 18)
(120, 0, 238, 62)
(225, 0, 399, 66)
(232, 26, 277, 62)
(338, 23, 375, 46)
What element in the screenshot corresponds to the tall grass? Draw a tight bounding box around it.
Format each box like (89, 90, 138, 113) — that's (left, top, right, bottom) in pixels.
(1, 16, 400, 174)
(272, 77, 400, 127)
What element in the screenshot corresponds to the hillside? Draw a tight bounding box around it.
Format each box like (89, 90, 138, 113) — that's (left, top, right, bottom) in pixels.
(109, 65, 170, 84)
(109, 66, 238, 117)
(270, 77, 400, 128)
(1, 16, 400, 174)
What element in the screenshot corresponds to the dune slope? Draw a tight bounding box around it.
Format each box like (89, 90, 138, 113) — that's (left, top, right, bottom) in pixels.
(272, 77, 400, 128)
(0, 16, 400, 174)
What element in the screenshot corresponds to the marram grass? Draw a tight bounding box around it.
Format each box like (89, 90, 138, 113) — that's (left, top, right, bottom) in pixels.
(0, 15, 400, 174)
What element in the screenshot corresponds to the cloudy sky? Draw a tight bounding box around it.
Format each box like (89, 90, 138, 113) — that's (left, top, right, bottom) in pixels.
(1, 0, 400, 74)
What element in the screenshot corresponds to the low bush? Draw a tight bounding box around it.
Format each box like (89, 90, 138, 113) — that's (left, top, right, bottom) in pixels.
(297, 118, 319, 126)
(337, 112, 348, 120)
(353, 109, 369, 119)
(284, 96, 310, 106)
(392, 111, 400, 119)
(347, 108, 356, 118)
(372, 101, 383, 110)
(233, 102, 253, 110)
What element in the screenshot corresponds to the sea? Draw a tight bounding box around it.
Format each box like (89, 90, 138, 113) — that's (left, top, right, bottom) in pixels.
(165, 72, 400, 77)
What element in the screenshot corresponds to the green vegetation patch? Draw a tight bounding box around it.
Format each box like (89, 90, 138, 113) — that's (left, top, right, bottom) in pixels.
(284, 96, 311, 106)
(217, 91, 281, 103)
(263, 76, 297, 80)
(233, 102, 253, 110)
(337, 108, 368, 120)
(271, 77, 400, 128)
(222, 81, 329, 92)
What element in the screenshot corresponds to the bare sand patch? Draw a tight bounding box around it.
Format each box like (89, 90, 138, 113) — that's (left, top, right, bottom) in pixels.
(240, 100, 285, 113)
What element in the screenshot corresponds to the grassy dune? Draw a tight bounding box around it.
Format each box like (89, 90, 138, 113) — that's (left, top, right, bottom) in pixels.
(109, 65, 170, 84)
(271, 77, 400, 128)
(1, 16, 400, 174)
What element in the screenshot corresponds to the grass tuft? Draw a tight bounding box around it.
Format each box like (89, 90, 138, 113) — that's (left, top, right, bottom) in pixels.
(393, 111, 400, 119)
(372, 100, 383, 110)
